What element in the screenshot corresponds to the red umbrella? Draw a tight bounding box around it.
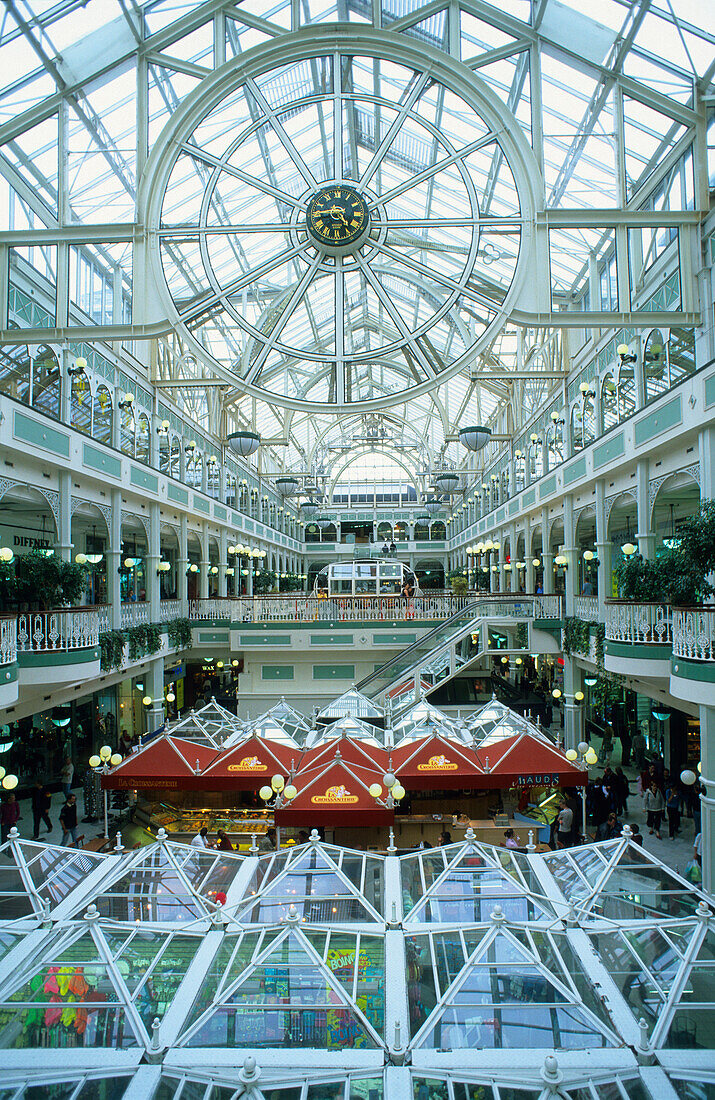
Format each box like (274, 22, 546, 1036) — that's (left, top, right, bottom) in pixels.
(391, 734, 486, 790)
(199, 736, 298, 790)
(102, 735, 218, 790)
(475, 732, 585, 789)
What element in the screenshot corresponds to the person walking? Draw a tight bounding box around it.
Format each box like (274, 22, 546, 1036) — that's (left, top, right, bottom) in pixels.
(1, 792, 20, 844)
(59, 794, 78, 847)
(60, 757, 74, 798)
(191, 827, 210, 849)
(643, 782, 665, 839)
(665, 781, 682, 840)
(31, 780, 52, 840)
(556, 803, 573, 848)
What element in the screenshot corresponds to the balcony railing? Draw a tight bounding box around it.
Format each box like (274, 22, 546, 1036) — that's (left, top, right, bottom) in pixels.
(188, 593, 561, 624)
(574, 595, 598, 621)
(0, 616, 17, 665)
(673, 607, 715, 662)
(605, 601, 672, 646)
(158, 599, 182, 622)
(121, 602, 150, 628)
(16, 609, 100, 653)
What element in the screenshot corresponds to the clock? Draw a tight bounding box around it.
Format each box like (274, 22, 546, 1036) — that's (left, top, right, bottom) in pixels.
(306, 185, 370, 250)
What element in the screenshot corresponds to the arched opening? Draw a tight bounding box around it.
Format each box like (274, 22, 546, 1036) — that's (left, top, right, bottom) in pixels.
(70, 372, 92, 436)
(607, 493, 637, 594)
(32, 345, 61, 419)
(135, 412, 150, 464)
(602, 373, 618, 431)
(94, 385, 113, 445)
(414, 558, 444, 590)
(651, 472, 701, 554)
(71, 503, 109, 605)
(120, 517, 148, 603)
(575, 507, 597, 597)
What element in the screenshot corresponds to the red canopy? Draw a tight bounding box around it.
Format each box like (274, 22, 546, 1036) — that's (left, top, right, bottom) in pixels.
(102, 735, 218, 790)
(199, 736, 297, 789)
(276, 758, 393, 826)
(475, 733, 585, 789)
(300, 735, 389, 774)
(391, 734, 486, 790)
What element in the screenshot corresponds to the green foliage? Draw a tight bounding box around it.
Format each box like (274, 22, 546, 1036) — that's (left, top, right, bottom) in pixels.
(515, 622, 528, 648)
(166, 617, 192, 649)
(594, 623, 606, 671)
(592, 673, 623, 719)
(254, 570, 277, 594)
(447, 568, 468, 595)
(7, 550, 88, 610)
(614, 501, 715, 606)
(99, 630, 125, 671)
(126, 623, 162, 660)
(279, 572, 304, 592)
(562, 617, 591, 656)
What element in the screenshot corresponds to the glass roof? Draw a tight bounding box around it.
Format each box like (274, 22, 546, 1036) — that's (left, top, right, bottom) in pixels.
(2, 0, 709, 471)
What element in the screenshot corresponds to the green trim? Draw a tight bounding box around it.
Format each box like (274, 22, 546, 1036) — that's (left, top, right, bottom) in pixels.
(313, 663, 355, 679)
(540, 474, 557, 498)
(14, 410, 69, 457)
(130, 467, 158, 493)
(593, 431, 625, 469)
(376, 633, 417, 644)
(239, 634, 292, 645)
(261, 665, 294, 680)
(605, 641, 671, 660)
(18, 647, 99, 667)
(197, 631, 229, 642)
(193, 495, 210, 514)
(563, 455, 587, 485)
(705, 374, 715, 409)
(634, 396, 681, 446)
(522, 488, 536, 507)
(310, 633, 354, 645)
(83, 443, 121, 478)
(0, 664, 18, 683)
(670, 656, 715, 683)
(214, 504, 227, 521)
(167, 483, 189, 505)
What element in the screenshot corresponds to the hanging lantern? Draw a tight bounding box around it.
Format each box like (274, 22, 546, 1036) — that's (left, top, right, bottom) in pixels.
(227, 430, 260, 457)
(435, 472, 460, 493)
(316, 515, 332, 530)
(301, 500, 319, 518)
(276, 477, 299, 496)
(458, 425, 492, 452)
(424, 498, 442, 515)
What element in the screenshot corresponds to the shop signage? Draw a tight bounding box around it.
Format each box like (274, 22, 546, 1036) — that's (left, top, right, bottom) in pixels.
(113, 778, 178, 788)
(311, 784, 359, 805)
(13, 535, 52, 549)
(418, 754, 458, 771)
(514, 773, 560, 787)
(227, 756, 267, 771)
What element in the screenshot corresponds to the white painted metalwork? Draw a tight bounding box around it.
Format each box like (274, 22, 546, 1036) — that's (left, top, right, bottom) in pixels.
(120, 602, 151, 629)
(605, 602, 672, 645)
(672, 607, 715, 662)
(15, 609, 100, 652)
(575, 595, 599, 622)
(0, 616, 16, 666)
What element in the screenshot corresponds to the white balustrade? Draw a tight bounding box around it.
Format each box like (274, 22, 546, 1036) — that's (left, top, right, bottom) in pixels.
(120, 602, 150, 628)
(96, 606, 111, 634)
(0, 617, 17, 665)
(158, 599, 182, 622)
(673, 607, 715, 661)
(186, 593, 553, 624)
(16, 609, 100, 653)
(574, 595, 598, 621)
(605, 602, 672, 645)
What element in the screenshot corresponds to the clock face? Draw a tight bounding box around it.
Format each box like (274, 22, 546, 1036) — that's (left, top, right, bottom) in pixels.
(306, 186, 370, 249)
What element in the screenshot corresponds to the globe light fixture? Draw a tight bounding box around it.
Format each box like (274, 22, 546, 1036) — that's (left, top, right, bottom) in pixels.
(369, 783, 383, 798)
(227, 430, 260, 456)
(1, 774, 18, 790)
(532, 558, 541, 567)
(565, 749, 578, 761)
(259, 785, 273, 801)
(142, 695, 152, 706)
(271, 774, 285, 792)
(392, 784, 406, 801)
(585, 748, 598, 765)
(458, 425, 491, 452)
(75, 552, 87, 565)
(166, 691, 176, 703)
(680, 769, 697, 786)
(574, 691, 585, 702)
(110, 753, 123, 767)
(621, 543, 637, 556)
(283, 784, 298, 800)
(582, 550, 594, 561)
(0, 547, 14, 563)
(552, 688, 562, 699)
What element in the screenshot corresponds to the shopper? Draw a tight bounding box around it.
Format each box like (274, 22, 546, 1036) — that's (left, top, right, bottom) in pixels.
(665, 781, 682, 840)
(59, 794, 78, 847)
(438, 830, 452, 846)
(555, 803, 573, 848)
(191, 826, 210, 848)
(503, 829, 520, 849)
(60, 757, 74, 798)
(643, 782, 665, 839)
(614, 768, 630, 816)
(31, 780, 52, 840)
(215, 829, 234, 851)
(1, 792, 20, 844)
(630, 825, 643, 846)
(259, 827, 277, 851)
(595, 812, 621, 841)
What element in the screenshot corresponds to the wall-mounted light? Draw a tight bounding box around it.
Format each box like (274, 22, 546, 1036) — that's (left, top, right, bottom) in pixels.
(157, 561, 171, 574)
(554, 554, 568, 567)
(0, 547, 14, 563)
(185, 440, 196, 454)
(582, 550, 594, 561)
(117, 392, 134, 410)
(617, 343, 637, 364)
(75, 552, 87, 565)
(123, 557, 137, 568)
(550, 411, 564, 426)
(574, 690, 585, 702)
(188, 563, 199, 573)
(579, 381, 594, 398)
(68, 356, 88, 377)
(621, 543, 637, 557)
(157, 419, 170, 435)
(532, 558, 541, 567)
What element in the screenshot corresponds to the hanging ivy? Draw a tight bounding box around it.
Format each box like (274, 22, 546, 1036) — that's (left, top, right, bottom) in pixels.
(99, 630, 125, 671)
(562, 617, 591, 656)
(126, 623, 162, 660)
(594, 623, 606, 671)
(166, 617, 192, 649)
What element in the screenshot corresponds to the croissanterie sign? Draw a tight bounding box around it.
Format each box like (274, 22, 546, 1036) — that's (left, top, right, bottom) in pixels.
(227, 757, 267, 771)
(417, 754, 458, 771)
(311, 784, 359, 805)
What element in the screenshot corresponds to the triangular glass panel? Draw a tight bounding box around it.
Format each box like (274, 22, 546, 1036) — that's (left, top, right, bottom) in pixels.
(404, 850, 554, 923)
(586, 844, 705, 920)
(21, 844, 105, 908)
(182, 929, 378, 1048)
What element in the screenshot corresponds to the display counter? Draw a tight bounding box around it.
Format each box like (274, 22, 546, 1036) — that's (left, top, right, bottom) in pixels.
(137, 801, 271, 848)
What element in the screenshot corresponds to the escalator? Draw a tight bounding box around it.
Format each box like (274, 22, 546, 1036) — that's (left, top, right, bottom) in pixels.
(355, 600, 488, 701)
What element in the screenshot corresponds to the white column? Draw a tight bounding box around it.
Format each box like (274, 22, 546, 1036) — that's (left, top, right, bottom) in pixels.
(108, 489, 122, 630)
(177, 515, 188, 614)
(595, 478, 610, 620)
(541, 508, 554, 595)
(563, 494, 578, 617)
(636, 458, 655, 560)
(218, 529, 228, 597)
(146, 659, 165, 737)
(57, 470, 73, 562)
(699, 704, 715, 895)
(199, 522, 209, 599)
(147, 502, 160, 622)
